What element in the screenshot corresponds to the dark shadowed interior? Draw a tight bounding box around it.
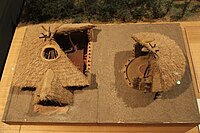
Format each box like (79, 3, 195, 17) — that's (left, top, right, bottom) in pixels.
(54, 30, 89, 73)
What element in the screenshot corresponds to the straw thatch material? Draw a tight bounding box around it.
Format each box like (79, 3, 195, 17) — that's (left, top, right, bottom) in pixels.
(132, 32, 186, 92)
(13, 24, 89, 89)
(56, 23, 95, 35)
(34, 69, 73, 105)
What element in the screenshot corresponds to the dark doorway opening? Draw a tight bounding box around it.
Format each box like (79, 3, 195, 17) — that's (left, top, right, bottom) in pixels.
(38, 99, 67, 107)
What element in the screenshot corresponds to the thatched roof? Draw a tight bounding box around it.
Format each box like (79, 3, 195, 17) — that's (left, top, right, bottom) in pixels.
(132, 32, 186, 92)
(33, 69, 74, 106)
(13, 24, 89, 88)
(56, 23, 95, 34)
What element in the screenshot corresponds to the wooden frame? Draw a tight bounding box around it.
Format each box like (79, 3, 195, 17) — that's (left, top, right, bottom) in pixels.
(1, 22, 200, 133)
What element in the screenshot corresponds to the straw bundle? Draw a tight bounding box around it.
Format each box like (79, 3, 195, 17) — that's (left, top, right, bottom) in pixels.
(132, 32, 186, 92)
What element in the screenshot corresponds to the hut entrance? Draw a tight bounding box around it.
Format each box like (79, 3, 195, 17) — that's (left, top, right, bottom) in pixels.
(38, 99, 67, 107)
(54, 30, 89, 73)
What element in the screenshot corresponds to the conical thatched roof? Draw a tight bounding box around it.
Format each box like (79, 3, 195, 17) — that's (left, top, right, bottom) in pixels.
(34, 69, 74, 106)
(132, 32, 186, 92)
(13, 24, 89, 88)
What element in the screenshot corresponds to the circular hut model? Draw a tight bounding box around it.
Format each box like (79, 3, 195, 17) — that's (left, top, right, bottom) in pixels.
(12, 24, 95, 113)
(123, 32, 186, 93)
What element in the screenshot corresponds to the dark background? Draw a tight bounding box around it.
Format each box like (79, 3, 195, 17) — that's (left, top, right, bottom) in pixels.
(0, 0, 24, 79)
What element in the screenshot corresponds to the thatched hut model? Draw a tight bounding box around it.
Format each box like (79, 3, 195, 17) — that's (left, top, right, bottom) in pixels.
(123, 32, 186, 93)
(13, 23, 95, 108)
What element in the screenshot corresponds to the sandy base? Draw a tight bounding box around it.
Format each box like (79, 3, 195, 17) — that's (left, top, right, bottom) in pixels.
(3, 23, 200, 124)
(93, 23, 200, 123)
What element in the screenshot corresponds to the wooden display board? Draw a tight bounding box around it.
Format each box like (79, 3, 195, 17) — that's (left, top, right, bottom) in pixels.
(1, 22, 200, 133)
(184, 26, 200, 98)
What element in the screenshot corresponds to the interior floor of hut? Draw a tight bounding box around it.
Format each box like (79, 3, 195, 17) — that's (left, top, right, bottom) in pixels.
(54, 30, 89, 74)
